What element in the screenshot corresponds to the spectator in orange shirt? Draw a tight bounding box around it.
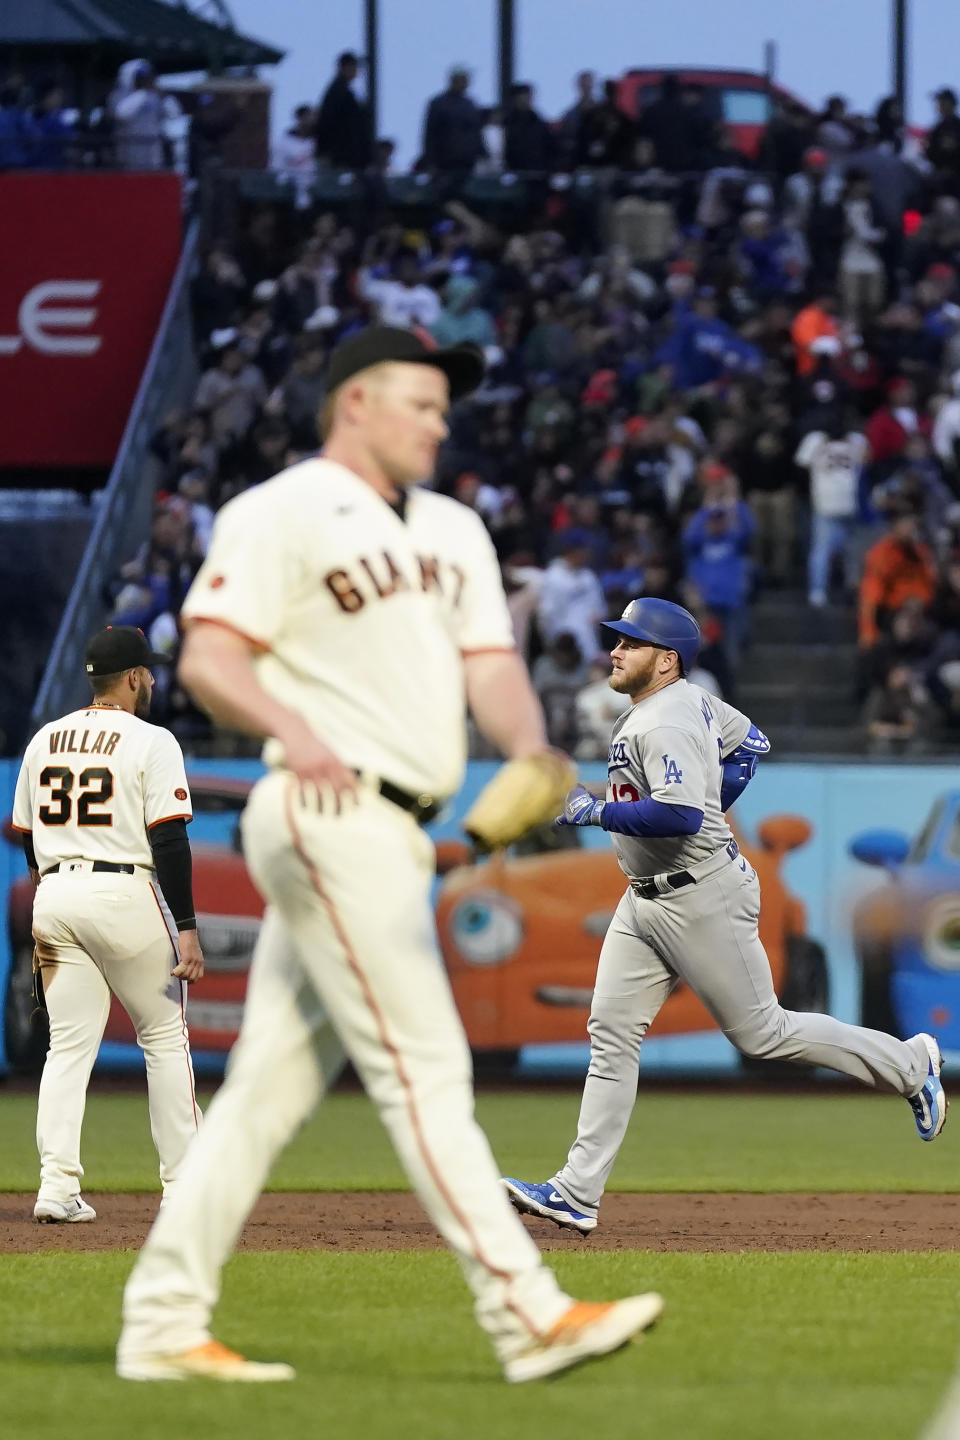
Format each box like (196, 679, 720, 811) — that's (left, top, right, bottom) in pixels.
(791, 289, 841, 375)
(858, 506, 938, 648)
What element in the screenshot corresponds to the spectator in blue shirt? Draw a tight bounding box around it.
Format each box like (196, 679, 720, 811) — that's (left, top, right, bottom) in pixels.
(739, 209, 807, 299)
(654, 289, 763, 391)
(683, 487, 756, 669)
(30, 84, 71, 168)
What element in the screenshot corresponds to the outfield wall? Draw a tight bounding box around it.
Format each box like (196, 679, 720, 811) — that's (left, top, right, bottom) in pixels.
(2, 757, 958, 1077)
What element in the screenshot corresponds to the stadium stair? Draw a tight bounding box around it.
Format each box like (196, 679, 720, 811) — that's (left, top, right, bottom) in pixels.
(737, 590, 863, 755)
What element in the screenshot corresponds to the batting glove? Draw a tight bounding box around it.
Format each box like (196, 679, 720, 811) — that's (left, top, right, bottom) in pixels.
(556, 784, 605, 827)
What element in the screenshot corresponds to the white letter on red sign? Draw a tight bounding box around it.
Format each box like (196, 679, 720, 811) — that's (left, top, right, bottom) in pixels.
(19, 281, 102, 355)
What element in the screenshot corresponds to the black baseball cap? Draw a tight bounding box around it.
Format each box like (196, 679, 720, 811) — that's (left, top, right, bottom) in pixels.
(325, 326, 485, 402)
(85, 626, 170, 678)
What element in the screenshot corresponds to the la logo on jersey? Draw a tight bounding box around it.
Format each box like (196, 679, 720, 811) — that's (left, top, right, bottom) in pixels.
(662, 754, 683, 784)
(608, 739, 629, 768)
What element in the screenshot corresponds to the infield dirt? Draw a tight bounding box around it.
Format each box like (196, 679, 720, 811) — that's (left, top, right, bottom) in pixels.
(1, 1191, 956, 1253)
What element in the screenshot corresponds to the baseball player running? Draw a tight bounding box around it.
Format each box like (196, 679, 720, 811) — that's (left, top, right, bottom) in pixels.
(503, 598, 947, 1235)
(116, 327, 663, 1386)
(12, 626, 203, 1223)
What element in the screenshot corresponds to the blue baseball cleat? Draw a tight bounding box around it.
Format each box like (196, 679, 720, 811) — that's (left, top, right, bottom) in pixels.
(502, 1178, 596, 1233)
(908, 1034, 947, 1141)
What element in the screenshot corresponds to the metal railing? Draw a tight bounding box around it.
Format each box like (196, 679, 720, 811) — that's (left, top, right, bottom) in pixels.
(0, 128, 185, 173)
(29, 217, 200, 734)
(224, 162, 698, 210)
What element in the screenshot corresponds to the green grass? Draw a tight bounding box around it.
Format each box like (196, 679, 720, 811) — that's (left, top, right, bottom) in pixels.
(2, 1250, 958, 1440)
(1, 1089, 958, 1192)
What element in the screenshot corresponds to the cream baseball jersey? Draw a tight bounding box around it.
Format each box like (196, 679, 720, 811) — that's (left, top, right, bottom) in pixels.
(605, 681, 751, 879)
(13, 709, 193, 875)
(180, 457, 516, 798)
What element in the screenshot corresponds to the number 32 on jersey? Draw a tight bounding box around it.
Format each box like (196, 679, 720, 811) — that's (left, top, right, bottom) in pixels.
(38, 765, 114, 826)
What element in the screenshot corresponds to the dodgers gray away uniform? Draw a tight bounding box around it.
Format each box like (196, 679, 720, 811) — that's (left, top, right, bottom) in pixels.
(548, 678, 932, 1221)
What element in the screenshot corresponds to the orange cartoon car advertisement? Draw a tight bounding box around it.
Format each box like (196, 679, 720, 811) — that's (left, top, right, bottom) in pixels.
(2, 758, 958, 1076)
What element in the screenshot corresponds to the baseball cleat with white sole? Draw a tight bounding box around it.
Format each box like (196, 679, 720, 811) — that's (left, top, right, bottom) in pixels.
(502, 1178, 596, 1233)
(117, 1340, 295, 1383)
(34, 1195, 97, 1224)
(502, 1294, 665, 1383)
(909, 1034, 947, 1140)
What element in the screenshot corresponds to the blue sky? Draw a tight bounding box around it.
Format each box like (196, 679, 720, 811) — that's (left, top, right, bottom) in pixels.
(224, 0, 960, 163)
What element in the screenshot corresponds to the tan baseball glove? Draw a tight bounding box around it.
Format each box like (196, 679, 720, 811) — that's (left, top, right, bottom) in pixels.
(463, 751, 578, 852)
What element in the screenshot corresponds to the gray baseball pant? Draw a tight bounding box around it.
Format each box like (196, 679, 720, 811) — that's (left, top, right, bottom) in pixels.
(552, 853, 930, 1216)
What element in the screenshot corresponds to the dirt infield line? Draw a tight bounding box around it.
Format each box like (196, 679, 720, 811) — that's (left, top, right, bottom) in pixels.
(2, 1191, 958, 1254)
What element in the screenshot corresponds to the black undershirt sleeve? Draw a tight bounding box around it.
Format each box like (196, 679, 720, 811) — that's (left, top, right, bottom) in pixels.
(21, 832, 37, 872)
(149, 818, 197, 932)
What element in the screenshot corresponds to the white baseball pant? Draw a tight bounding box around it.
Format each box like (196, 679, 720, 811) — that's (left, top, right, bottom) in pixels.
(31, 866, 200, 1202)
(119, 773, 571, 1367)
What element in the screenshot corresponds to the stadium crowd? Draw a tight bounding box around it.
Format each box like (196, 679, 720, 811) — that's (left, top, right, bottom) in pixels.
(90, 64, 960, 757)
(0, 62, 187, 171)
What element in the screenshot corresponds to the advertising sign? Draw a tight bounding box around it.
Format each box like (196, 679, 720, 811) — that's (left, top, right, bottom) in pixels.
(2, 758, 959, 1076)
(0, 174, 182, 467)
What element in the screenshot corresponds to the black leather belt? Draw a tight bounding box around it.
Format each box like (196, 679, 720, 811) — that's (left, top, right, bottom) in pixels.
(631, 840, 739, 900)
(372, 777, 442, 826)
(631, 871, 694, 900)
(43, 861, 136, 877)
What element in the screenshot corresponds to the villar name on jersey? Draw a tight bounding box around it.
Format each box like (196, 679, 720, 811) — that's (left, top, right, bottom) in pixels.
(46, 724, 122, 757)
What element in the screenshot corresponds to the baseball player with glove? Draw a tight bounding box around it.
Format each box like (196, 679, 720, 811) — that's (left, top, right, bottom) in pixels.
(504, 598, 946, 1235)
(117, 327, 664, 1385)
(12, 626, 203, 1223)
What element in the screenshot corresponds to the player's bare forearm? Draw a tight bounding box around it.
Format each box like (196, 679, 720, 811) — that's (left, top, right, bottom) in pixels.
(179, 624, 310, 748)
(180, 624, 357, 796)
(172, 927, 204, 984)
(463, 649, 549, 759)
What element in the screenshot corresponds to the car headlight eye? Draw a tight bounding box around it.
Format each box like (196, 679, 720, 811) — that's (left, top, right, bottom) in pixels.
(449, 892, 523, 965)
(924, 898, 960, 971)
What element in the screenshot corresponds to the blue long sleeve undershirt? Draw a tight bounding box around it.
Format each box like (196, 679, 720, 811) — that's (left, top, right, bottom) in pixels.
(599, 797, 704, 837)
(719, 761, 751, 812)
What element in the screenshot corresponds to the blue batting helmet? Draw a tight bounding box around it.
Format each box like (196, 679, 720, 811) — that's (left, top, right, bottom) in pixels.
(602, 597, 701, 675)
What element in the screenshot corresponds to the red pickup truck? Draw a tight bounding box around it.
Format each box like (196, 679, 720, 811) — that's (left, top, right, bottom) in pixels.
(615, 67, 812, 160)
